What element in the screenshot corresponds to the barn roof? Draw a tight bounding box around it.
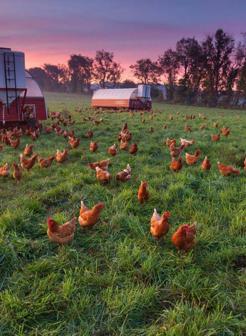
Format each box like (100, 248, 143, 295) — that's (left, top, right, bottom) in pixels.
(92, 88, 137, 100)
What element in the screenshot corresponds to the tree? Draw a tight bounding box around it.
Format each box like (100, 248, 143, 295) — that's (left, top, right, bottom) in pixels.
(93, 50, 123, 88)
(28, 67, 50, 90)
(130, 58, 160, 84)
(176, 38, 204, 99)
(43, 64, 69, 91)
(236, 33, 246, 96)
(158, 50, 180, 100)
(120, 79, 137, 88)
(68, 55, 94, 92)
(201, 29, 235, 105)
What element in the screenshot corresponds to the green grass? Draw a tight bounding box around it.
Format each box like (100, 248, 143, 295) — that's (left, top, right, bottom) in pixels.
(0, 91, 246, 335)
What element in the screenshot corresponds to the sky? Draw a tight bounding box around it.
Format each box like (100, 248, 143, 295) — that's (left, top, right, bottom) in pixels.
(0, 0, 246, 79)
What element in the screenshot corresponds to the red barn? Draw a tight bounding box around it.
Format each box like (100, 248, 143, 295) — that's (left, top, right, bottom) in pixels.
(0, 47, 47, 127)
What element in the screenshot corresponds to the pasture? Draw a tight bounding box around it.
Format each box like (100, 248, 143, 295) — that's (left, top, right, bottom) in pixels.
(0, 92, 246, 335)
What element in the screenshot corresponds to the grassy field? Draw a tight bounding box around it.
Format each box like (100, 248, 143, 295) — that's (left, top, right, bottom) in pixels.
(0, 91, 246, 336)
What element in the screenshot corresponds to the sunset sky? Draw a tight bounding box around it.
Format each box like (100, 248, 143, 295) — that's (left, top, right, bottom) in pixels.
(1, 0, 246, 79)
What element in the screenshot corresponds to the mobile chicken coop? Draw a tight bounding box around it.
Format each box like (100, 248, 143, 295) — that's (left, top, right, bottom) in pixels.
(0, 47, 47, 126)
(91, 85, 152, 110)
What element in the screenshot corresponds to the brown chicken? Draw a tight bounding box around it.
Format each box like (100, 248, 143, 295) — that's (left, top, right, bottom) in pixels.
(184, 125, 192, 132)
(166, 138, 176, 147)
(20, 153, 37, 170)
(88, 159, 110, 170)
(12, 163, 22, 182)
(45, 126, 53, 134)
(47, 217, 76, 244)
(172, 224, 196, 252)
(185, 149, 201, 165)
(116, 164, 131, 182)
(108, 144, 117, 156)
(169, 143, 185, 158)
(23, 144, 34, 156)
(129, 143, 138, 155)
(85, 130, 93, 138)
(221, 127, 230, 136)
(38, 155, 55, 168)
(118, 123, 132, 142)
(55, 149, 68, 163)
(211, 134, 220, 142)
(119, 140, 128, 150)
(170, 157, 182, 172)
(201, 156, 211, 171)
(69, 136, 80, 149)
(95, 166, 111, 184)
(150, 209, 171, 239)
(217, 162, 240, 176)
(9, 137, 20, 149)
(90, 141, 98, 152)
(78, 201, 104, 227)
(137, 181, 149, 203)
(0, 163, 9, 177)
(180, 138, 195, 148)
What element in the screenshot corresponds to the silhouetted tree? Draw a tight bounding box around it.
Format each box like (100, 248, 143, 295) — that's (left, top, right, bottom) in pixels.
(28, 67, 50, 90)
(68, 55, 93, 92)
(93, 50, 123, 88)
(236, 33, 246, 96)
(201, 29, 234, 105)
(176, 38, 204, 103)
(130, 58, 160, 84)
(158, 50, 180, 100)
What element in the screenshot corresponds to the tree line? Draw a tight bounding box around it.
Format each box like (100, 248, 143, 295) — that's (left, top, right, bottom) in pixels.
(29, 29, 246, 106)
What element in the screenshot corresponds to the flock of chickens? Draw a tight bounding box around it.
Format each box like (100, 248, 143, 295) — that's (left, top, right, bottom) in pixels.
(0, 109, 245, 253)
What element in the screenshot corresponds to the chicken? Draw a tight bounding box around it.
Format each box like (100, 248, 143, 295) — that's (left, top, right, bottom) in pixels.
(55, 149, 68, 163)
(95, 166, 111, 184)
(171, 224, 196, 252)
(166, 138, 176, 147)
(169, 143, 185, 158)
(78, 201, 104, 227)
(47, 217, 76, 244)
(119, 140, 128, 150)
(118, 123, 131, 142)
(45, 126, 52, 134)
(137, 181, 149, 203)
(116, 164, 131, 182)
(170, 157, 182, 172)
(180, 138, 195, 148)
(201, 156, 211, 171)
(211, 134, 220, 142)
(150, 209, 171, 239)
(9, 137, 20, 149)
(90, 141, 98, 152)
(88, 159, 110, 170)
(20, 153, 37, 171)
(23, 144, 34, 156)
(221, 127, 230, 136)
(217, 162, 240, 176)
(108, 144, 117, 156)
(185, 149, 201, 165)
(12, 163, 22, 182)
(85, 130, 93, 138)
(0, 163, 9, 177)
(68, 136, 80, 149)
(184, 125, 192, 132)
(129, 143, 138, 155)
(38, 155, 55, 168)
(244, 157, 246, 171)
